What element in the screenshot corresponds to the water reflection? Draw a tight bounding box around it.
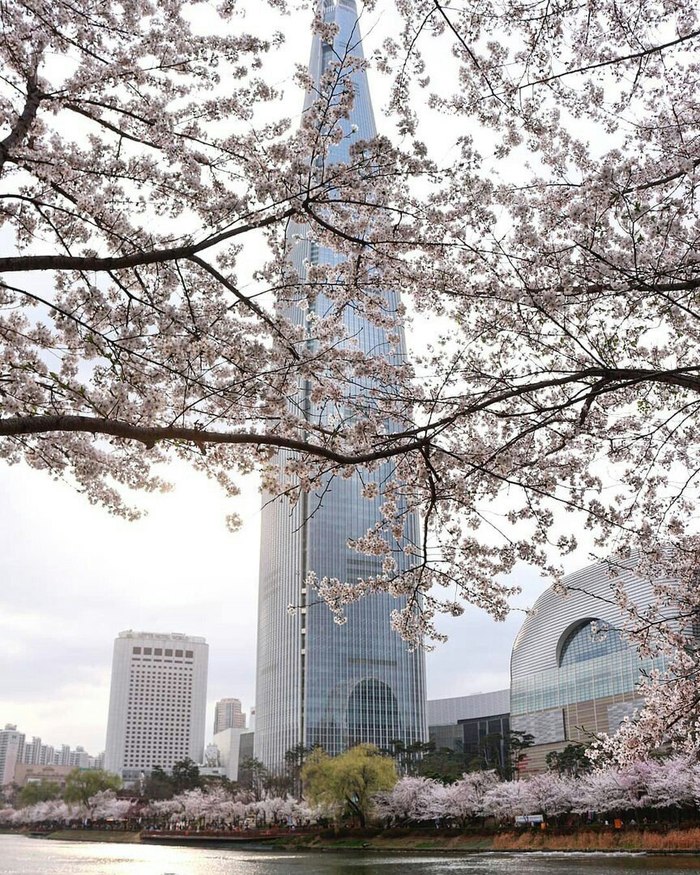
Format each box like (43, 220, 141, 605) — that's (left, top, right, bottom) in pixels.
(1, 835, 700, 875)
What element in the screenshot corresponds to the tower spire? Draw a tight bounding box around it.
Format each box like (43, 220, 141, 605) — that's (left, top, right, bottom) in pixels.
(254, 0, 426, 771)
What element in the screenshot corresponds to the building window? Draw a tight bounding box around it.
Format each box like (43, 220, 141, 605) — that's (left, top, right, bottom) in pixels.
(558, 619, 627, 667)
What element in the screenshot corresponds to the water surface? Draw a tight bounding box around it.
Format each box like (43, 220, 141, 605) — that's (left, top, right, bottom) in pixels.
(2, 834, 700, 875)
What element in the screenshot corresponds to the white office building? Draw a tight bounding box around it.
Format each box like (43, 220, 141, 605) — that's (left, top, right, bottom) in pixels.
(104, 631, 208, 780)
(0, 725, 25, 787)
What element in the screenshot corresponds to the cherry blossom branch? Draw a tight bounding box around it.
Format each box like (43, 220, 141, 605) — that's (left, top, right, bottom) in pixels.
(0, 415, 429, 463)
(0, 208, 296, 273)
(519, 27, 700, 90)
(187, 255, 300, 359)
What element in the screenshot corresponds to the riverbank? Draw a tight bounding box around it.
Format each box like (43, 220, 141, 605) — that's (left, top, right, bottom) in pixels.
(9, 826, 700, 853)
(44, 830, 142, 843)
(274, 827, 700, 854)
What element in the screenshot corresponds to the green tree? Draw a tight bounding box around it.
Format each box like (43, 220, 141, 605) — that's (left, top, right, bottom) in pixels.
(416, 747, 470, 783)
(18, 780, 60, 806)
(64, 769, 121, 806)
(508, 731, 535, 780)
(170, 758, 201, 793)
(302, 744, 397, 828)
(143, 765, 174, 800)
(385, 739, 435, 777)
(546, 743, 592, 777)
(237, 757, 269, 801)
(462, 731, 512, 778)
(285, 743, 311, 798)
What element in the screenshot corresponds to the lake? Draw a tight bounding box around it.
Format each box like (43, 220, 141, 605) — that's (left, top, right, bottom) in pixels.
(2, 835, 700, 875)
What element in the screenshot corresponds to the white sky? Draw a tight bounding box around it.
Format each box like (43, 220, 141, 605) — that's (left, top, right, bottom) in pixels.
(1, 0, 565, 757)
(0, 459, 549, 755)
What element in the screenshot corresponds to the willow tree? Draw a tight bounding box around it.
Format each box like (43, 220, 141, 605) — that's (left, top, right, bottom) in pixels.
(301, 744, 396, 827)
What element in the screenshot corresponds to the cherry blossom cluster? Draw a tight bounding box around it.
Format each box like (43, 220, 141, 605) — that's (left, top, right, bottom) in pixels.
(5, 756, 700, 827)
(0, 790, 135, 826)
(148, 786, 323, 827)
(2, 0, 700, 758)
(0, 786, 323, 828)
(374, 756, 700, 824)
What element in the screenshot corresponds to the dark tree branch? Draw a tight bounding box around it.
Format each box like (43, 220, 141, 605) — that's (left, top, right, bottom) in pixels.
(0, 65, 43, 173)
(0, 414, 428, 464)
(0, 207, 296, 273)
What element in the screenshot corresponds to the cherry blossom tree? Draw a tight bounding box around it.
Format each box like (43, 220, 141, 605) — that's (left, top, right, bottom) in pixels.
(87, 790, 134, 822)
(481, 779, 529, 823)
(573, 763, 647, 815)
(644, 756, 698, 810)
(3, 0, 700, 755)
(374, 775, 445, 824)
(519, 772, 574, 820)
(374, 0, 700, 752)
(440, 770, 500, 826)
(143, 785, 322, 830)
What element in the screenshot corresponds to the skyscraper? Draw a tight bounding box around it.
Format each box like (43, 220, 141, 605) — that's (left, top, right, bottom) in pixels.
(214, 697, 246, 734)
(255, 0, 427, 770)
(104, 631, 208, 780)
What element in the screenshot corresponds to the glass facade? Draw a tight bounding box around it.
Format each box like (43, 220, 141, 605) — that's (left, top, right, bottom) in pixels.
(559, 619, 627, 666)
(460, 713, 510, 771)
(511, 616, 667, 717)
(255, 0, 427, 771)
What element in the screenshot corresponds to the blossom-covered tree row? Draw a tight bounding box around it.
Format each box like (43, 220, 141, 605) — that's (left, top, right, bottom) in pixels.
(0, 787, 323, 830)
(4, 757, 700, 830)
(375, 757, 700, 825)
(0, 790, 135, 827)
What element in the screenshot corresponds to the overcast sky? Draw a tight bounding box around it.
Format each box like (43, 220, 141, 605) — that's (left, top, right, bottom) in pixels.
(0, 458, 551, 755)
(1, 1, 563, 758)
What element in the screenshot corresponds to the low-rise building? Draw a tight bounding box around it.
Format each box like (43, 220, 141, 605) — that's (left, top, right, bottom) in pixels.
(510, 556, 670, 773)
(13, 763, 73, 790)
(427, 689, 511, 771)
(211, 729, 255, 782)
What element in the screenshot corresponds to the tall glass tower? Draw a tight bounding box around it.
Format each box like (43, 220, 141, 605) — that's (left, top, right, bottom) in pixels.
(254, 0, 427, 771)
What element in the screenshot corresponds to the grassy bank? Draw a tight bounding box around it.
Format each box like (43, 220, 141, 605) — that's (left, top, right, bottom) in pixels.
(276, 828, 700, 854)
(44, 830, 142, 843)
(492, 828, 700, 852)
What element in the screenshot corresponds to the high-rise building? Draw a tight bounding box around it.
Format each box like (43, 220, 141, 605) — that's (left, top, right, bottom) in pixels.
(22, 736, 55, 767)
(0, 725, 102, 785)
(255, 0, 427, 770)
(104, 630, 208, 780)
(214, 698, 246, 734)
(0, 724, 25, 787)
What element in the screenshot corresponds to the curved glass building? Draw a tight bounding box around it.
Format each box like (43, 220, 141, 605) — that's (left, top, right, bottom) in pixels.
(510, 557, 669, 773)
(254, 0, 427, 771)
